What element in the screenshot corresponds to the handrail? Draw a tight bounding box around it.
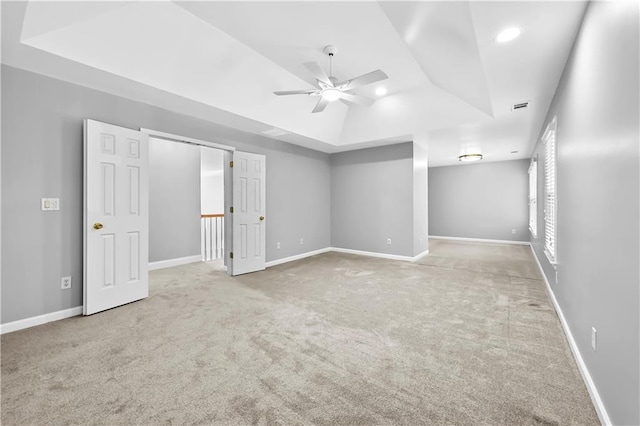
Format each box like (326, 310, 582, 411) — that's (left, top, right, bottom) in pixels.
(201, 213, 224, 218)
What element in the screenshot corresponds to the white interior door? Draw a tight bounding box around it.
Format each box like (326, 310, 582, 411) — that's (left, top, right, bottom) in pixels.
(232, 151, 266, 275)
(83, 119, 149, 315)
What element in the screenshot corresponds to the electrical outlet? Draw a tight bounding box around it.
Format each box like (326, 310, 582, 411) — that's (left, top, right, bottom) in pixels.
(276, 242, 281, 249)
(386, 238, 392, 245)
(300, 238, 304, 245)
(61, 276, 71, 290)
(511, 228, 517, 234)
(591, 327, 597, 351)
(41, 198, 60, 211)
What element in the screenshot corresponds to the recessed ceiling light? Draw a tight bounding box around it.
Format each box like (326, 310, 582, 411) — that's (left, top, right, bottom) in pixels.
(375, 86, 387, 97)
(495, 27, 521, 43)
(458, 153, 483, 163)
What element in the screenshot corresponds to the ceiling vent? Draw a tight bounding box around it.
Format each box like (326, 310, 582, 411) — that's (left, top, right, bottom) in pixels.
(511, 101, 530, 111)
(261, 127, 290, 137)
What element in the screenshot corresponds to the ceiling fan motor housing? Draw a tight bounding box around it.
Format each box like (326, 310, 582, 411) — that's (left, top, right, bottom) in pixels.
(323, 45, 338, 56)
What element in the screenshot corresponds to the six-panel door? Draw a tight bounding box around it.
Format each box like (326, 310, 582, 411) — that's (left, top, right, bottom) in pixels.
(84, 119, 149, 315)
(232, 151, 266, 275)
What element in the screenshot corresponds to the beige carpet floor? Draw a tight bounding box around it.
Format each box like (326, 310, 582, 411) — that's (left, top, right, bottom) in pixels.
(1, 240, 599, 425)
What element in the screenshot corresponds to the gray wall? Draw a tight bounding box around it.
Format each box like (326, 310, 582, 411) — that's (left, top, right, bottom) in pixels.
(1, 65, 331, 324)
(429, 159, 529, 242)
(529, 2, 639, 424)
(149, 138, 201, 262)
(331, 143, 414, 257)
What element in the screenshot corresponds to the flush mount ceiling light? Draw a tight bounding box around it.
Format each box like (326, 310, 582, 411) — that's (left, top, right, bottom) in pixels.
(458, 153, 483, 163)
(495, 27, 521, 43)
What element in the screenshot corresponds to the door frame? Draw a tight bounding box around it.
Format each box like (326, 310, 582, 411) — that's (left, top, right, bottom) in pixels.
(140, 128, 235, 274)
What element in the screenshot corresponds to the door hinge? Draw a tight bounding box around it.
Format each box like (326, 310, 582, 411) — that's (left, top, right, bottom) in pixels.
(230, 206, 234, 213)
(230, 252, 234, 259)
(229, 161, 234, 168)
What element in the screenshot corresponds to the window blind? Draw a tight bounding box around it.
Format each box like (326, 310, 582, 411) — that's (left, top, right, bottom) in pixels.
(543, 121, 557, 264)
(528, 158, 537, 236)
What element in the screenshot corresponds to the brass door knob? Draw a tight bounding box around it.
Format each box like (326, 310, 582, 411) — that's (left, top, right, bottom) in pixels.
(93, 223, 103, 230)
(259, 216, 265, 221)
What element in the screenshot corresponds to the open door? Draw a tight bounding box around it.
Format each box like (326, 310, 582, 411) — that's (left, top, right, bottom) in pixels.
(231, 151, 266, 275)
(83, 119, 149, 315)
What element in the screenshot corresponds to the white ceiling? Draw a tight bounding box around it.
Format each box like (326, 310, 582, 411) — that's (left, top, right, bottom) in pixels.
(1, 1, 587, 166)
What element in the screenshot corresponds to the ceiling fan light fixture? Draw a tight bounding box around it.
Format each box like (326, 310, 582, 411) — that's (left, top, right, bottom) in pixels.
(321, 88, 342, 102)
(458, 153, 483, 163)
(495, 27, 521, 43)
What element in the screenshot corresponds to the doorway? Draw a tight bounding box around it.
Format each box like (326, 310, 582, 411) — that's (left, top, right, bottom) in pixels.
(141, 127, 266, 275)
(200, 147, 225, 262)
(84, 122, 267, 315)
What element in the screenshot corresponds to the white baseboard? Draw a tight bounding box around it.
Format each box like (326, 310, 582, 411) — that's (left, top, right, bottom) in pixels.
(266, 248, 332, 268)
(0, 306, 83, 335)
(529, 246, 611, 426)
(330, 247, 430, 262)
(149, 255, 202, 271)
(330, 247, 414, 261)
(266, 247, 430, 268)
(429, 235, 530, 246)
(412, 249, 430, 262)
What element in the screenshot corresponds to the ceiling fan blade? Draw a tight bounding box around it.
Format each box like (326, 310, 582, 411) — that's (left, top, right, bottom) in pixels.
(312, 97, 329, 113)
(273, 90, 316, 96)
(303, 62, 332, 86)
(339, 69, 388, 91)
(339, 92, 375, 107)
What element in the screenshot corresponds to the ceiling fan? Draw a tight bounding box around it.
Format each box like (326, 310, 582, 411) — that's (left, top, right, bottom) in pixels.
(273, 45, 389, 113)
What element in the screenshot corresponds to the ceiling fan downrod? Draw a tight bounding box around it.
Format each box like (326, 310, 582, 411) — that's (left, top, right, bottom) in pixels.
(324, 45, 338, 80)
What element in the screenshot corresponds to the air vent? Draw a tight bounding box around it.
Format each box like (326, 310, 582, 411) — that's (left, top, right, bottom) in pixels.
(261, 127, 290, 137)
(512, 101, 529, 111)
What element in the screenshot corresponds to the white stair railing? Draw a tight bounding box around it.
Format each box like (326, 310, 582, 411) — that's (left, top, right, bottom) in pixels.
(201, 214, 224, 261)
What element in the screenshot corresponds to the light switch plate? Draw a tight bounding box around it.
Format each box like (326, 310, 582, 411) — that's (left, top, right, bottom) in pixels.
(41, 198, 60, 211)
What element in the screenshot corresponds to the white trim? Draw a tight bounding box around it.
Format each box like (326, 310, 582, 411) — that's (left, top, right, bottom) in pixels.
(265, 247, 430, 268)
(266, 248, 332, 268)
(529, 246, 611, 426)
(412, 249, 430, 262)
(141, 128, 235, 152)
(429, 235, 530, 246)
(149, 255, 202, 271)
(0, 306, 82, 335)
(330, 247, 414, 261)
(330, 247, 430, 262)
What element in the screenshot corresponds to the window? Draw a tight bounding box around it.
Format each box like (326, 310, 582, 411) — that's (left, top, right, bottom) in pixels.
(543, 118, 557, 264)
(528, 158, 537, 237)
